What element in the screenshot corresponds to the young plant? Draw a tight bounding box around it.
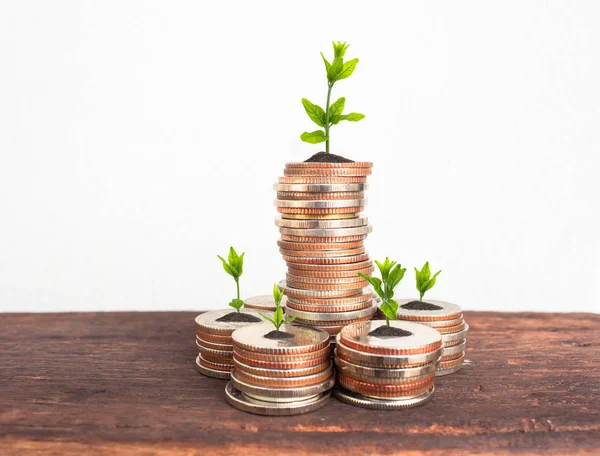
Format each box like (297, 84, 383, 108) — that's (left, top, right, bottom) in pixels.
(359, 258, 407, 326)
(300, 41, 365, 153)
(415, 262, 442, 301)
(217, 246, 245, 312)
(260, 284, 296, 331)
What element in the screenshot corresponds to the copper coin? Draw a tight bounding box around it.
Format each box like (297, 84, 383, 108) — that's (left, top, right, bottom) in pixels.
(195, 330, 233, 344)
(196, 336, 233, 351)
(439, 352, 465, 369)
(233, 351, 331, 370)
(437, 321, 466, 334)
(280, 246, 366, 257)
(232, 322, 330, 355)
(335, 356, 437, 380)
(196, 340, 233, 357)
(286, 301, 377, 322)
(196, 356, 231, 379)
(286, 272, 367, 285)
(278, 176, 367, 184)
(441, 323, 469, 344)
(395, 299, 463, 322)
(287, 266, 374, 278)
(283, 167, 372, 177)
(444, 338, 465, 348)
(285, 279, 368, 292)
(283, 282, 367, 299)
(243, 294, 285, 311)
(440, 351, 463, 362)
(283, 253, 370, 266)
(294, 315, 374, 326)
(234, 364, 334, 388)
(277, 191, 365, 200)
(282, 212, 361, 220)
(200, 350, 234, 364)
(339, 369, 436, 386)
(285, 289, 373, 306)
(194, 309, 263, 336)
(285, 161, 373, 168)
(339, 321, 442, 355)
(233, 345, 331, 362)
(338, 374, 434, 399)
(335, 337, 441, 368)
(232, 357, 330, 378)
(286, 299, 374, 313)
(412, 316, 464, 328)
(278, 240, 365, 251)
(284, 259, 373, 272)
(275, 217, 367, 229)
(198, 354, 234, 372)
(283, 234, 368, 242)
(277, 206, 365, 215)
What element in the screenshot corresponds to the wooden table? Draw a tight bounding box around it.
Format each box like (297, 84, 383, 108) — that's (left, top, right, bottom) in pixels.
(1, 311, 598, 455)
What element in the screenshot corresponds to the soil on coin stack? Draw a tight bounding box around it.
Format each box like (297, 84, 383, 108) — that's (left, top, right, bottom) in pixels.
(368, 325, 413, 338)
(216, 312, 262, 323)
(304, 151, 354, 163)
(263, 330, 295, 340)
(400, 301, 443, 311)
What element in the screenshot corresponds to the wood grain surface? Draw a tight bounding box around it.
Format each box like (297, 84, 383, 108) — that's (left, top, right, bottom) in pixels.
(1, 311, 599, 455)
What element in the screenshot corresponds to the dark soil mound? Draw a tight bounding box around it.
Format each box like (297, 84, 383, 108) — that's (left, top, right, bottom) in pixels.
(400, 301, 443, 311)
(263, 330, 295, 340)
(368, 325, 413, 338)
(216, 312, 262, 323)
(304, 151, 354, 163)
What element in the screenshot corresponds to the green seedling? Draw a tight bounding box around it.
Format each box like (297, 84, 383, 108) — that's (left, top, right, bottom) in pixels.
(260, 284, 296, 331)
(359, 257, 407, 326)
(300, 41, 365, 153)
(415, 261, 442, 301)
(217, 246, 245, 312)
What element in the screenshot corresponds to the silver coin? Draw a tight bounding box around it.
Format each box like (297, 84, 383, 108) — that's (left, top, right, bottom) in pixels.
(196, 341, 233, 358)
(196, 335, 234, 350)
(333, 385, 435, 410)
(414, 316, 464, 328)
(335, 337, 442, 368)
(233, 345, 331, 362)
(436, 363, 464, 376)
(281, 281, 368, 299)
(339, 320, 442, 355)
(225, 382, 331, 416)
(395, 299, 463, 321)
(286, 301, 377, 322)
(279, 226, 372, 238)
(273, 182, 368, 193)
(281, 247, 366, 258)
(442, 339, 466, 356)
(275, 217, 368, 229)
(440, 323, 470, 344)
(196, 356, 231, 380)
(334, 355, 437, 380)
(285, 288, 373, 306)
(231, 322, 330, 355)
(274, 198, 367, 209)
(286, 273, 366, 285)
(194, 309, 264, 335)
(232, 357, 331, 378)
(244, 294, 286, 311)
(234, 363, 334, 388)
(230, 370, 335, 403)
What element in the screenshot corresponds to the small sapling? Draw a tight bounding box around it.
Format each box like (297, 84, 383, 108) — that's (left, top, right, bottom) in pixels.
(359, 257, 407, 326)
(217, 246, 245, 312)
(414, 261, 442, 301)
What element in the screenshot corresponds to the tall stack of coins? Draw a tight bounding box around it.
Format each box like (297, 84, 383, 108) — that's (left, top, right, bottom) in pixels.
(243, 294, 286, 312)
(194, 309, 263, 379)
(334, 320, 442, 409)
(274, 161, 377, 338)
(225, 322, 334, 415)
(394, 299, 469, 376)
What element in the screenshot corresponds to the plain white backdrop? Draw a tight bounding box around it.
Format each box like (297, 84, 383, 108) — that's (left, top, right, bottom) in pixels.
(1, 1, 599, 313)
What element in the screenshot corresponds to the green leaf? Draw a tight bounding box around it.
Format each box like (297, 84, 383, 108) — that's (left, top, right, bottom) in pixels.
(380, 299, 398, 321)
(283, 315, 297, 324)
(332, 41, 350, 58)
(274, 306, 284, 326)
(358, 273, 383, 298)
(328, 57, 344, 82)
(375, 257, 396, 281)
(229, 298, 244, 312)
(332, 112, 365, 124)
(302, 98, 326, 127)
(336, 58, 358, 80)
(217, 255, 234, 277)
(327, 97, 345, 122)
(388, 264, 407, 290)
(320, 52, 331, 74)
(259, 312, 276, 325)
(273, 283, 284, 306)
(300, 130, 328, 144)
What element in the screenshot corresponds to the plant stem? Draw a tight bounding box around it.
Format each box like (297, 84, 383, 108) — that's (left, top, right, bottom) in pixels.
(236, 279, 240, 311)
(324, 82, 334, 153)
(386, 316, 390, 327)
(419, 291, 423, 301)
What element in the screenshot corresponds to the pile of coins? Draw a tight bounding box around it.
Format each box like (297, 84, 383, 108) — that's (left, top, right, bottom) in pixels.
(395, 299, 468, 376)
(334, 320, 443, 409)
(243, 294, 286, 312)
(225, 322, 334, 415)
(274, 161, 377, 339)
(194, 309, 263, 379)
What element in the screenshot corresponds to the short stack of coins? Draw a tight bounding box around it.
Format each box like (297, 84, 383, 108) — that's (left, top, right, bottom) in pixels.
(394, 299, 469, 376)
(225, 322, 334, 415)
(334, 320, 443, 409)
(194, 309, 263, 379)
(274, 161, 377, 338)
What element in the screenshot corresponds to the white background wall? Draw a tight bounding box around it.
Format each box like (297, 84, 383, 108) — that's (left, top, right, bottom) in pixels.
(1, 1, 599, 313)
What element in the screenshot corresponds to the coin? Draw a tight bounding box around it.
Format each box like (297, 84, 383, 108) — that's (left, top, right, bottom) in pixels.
(278, 176, 367, 184)
(296, 322, 347, 335)
(233, 356, 330, 376)
(440, 351, 463, 362)
(442, 339, 466, 356)
(296, 315, 374, 327)
(277, 191, 365, 201)
(414, 316, 464, 328)
(285, 288, 373, 306)
(274, 183, 367, 193)
(243, 294, 286, 311)
(280, 246, 366, 258)
(282, 234, 368, 242)
(436, 364, 464, 376)
(339, 320, 442, 355)
(225, 382, 332, 416)
(441, 324, 469, 344)
(275, 217, 368, 229)
(196, 356, 231, 380)
(338, 373, 435, 396)
(284, 259, 373, 272)
(335, 337, 441, 368)
(287, 266, 374, 278)
(196, 341, 233, 358)
(333, 385, 435, 410)
(282, 213, 361, 220)
(233, 345, 331, 362)
(234, 364, 334, 388)
(334, 356, 438, 380)
(277, 206, 365, 215)
(195, 330, 232, 343)
(285, 300, 374, 313)
(285, 161, 373, 168)
(286, 273, 367, 285)
(282, 281, 367, 298)
(285, 280, 367, 293)
(283, 167, 372, 177)
(231, 322, 330, 355)
(395, 299, 463, 321)
(275, 198, 368, 209)
(194, 309, 263, 336)
(437, 321, 466, 334)
(439, 352, 465, 370)
(278, 226, 372, 238)
(198, 354, 233, 372)
(196, 336, 233, 351)
(285, 301, 377, 322)
(230, 370, 335, 403)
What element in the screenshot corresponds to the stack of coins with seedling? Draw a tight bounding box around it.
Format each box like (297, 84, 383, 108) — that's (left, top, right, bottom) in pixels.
(194, 309, 263, 379)
(395, 299, 468, 376)
(225, 322, 334, 415)
(274, 162, 377, 340)
(333, 320, 443, 409)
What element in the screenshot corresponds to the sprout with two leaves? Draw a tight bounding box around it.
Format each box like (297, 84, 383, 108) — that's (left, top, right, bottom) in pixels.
(217, 247, 245, 312)
(260, 284, 296, 338)
(415, 262, 442, 301)
(359, 258, 407, 326)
